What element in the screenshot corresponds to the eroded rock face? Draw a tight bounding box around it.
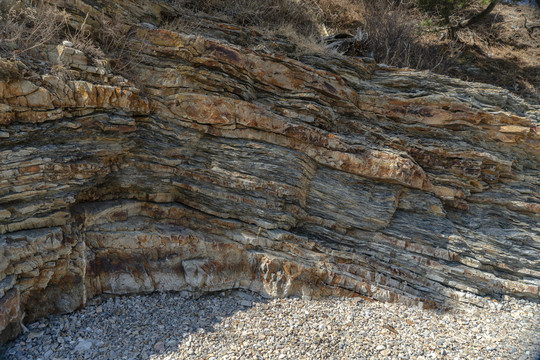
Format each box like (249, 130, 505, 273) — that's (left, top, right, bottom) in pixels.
(1, 0, 539, 344)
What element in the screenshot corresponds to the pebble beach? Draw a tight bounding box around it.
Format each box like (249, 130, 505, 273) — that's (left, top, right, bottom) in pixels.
(2, 291, 539, 360)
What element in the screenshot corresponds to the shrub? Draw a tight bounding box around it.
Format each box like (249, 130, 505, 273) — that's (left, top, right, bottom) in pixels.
(361, 1, 447, 70)
(166, 0, 448, 70)
(0, 0, 65, 60)
(172, 0, 321, 36)
(166, 0, 329, 56)
(68, 12, 141, 74)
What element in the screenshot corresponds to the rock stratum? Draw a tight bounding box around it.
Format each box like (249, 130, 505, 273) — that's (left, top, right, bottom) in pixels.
(1, 0, 539, 344)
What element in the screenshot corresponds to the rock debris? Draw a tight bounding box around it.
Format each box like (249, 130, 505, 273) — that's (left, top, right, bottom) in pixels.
(2, 291, 539, 360)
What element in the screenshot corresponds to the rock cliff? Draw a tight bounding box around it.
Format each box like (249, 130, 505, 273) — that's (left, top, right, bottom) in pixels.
(1, 0, 539, 344)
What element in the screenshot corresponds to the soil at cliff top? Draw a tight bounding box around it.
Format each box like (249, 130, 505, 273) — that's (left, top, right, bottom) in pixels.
(436, 3, 540, 103)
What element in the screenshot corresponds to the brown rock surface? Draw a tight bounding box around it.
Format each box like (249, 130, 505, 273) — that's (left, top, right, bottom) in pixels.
(0, 0, 539, 344)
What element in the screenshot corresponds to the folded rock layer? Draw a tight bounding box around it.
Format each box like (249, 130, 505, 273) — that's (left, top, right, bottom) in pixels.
(1, 0, 539, 344)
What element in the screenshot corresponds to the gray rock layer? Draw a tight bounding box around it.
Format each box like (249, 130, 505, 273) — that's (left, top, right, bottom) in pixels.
(0, 0, 539, 344)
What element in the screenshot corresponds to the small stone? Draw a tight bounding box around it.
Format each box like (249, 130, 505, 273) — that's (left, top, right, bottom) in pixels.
(62, 40, 73, 47)
(2, 292, 539, 360)
(27, 331, 43, 339)
(74, 340, 93, 352)
(153, 341, 165, 352)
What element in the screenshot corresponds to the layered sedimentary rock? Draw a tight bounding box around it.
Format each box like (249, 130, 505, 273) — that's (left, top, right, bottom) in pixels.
(1, 0, 539, 344)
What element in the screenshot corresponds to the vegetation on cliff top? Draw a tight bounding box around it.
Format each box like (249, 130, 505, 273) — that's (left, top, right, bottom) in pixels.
(0, 0, 538, 101)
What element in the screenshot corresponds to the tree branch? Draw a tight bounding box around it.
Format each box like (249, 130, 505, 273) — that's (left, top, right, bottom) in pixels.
(449, 0, 501, 39)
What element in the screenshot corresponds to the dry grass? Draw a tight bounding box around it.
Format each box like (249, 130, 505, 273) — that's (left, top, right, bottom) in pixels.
(66, 13, 106, 60)
(0, 0, 65, 60)
(443, 3, 540, 101)
(172, 0, 321, 35)
(0, 0, 446, 73)
(0, 0, 144, 81)
(165, 0, 331, 56)
(360, 1, 448, 70)
(88, 14, 143, 75)
(167, 0, 367, 36)
(1, 0, 536, 100)
(312, 0, 365, 33)
(167, 0, 447, 70)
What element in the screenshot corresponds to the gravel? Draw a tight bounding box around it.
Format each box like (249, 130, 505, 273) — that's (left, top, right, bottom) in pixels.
(2, 291, 539, 360)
